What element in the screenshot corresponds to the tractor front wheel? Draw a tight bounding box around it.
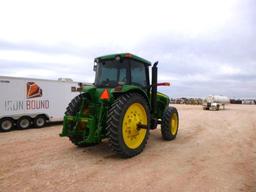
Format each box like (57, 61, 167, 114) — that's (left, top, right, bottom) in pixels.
(65, 93, 98, 147)
(107, 93, 150, 158)
(161, 106, 179, 140)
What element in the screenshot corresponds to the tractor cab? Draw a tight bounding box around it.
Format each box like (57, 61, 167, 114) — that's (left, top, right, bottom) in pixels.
(94, 53, 150, 90)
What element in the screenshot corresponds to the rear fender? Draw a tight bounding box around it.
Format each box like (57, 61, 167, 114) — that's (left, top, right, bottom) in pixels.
(156, 92, 170, 118)
(111, 85, 150, 107)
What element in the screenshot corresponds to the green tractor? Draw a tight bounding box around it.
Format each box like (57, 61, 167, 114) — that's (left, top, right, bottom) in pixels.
(60, 53, 179, 157)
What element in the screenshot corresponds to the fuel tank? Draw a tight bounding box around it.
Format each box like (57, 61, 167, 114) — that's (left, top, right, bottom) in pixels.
(205, 95, 230, 104)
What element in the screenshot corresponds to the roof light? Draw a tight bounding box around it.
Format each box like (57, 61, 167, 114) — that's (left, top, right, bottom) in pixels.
(125, 53, 133, 58)
(115, 56, 121, 61)
(100, 89, 110, 100)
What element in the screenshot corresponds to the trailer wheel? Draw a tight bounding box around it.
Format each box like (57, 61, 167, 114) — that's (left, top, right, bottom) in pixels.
(34, 116, 46, 128)
(161, 106, 179, 140)
(0, 118, 14, 132)
(17, 117, 31, 129)
(106, 93, 150, 158)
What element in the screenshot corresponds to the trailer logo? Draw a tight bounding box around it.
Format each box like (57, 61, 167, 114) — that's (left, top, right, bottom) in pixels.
(4, 82, 49, 112)
(27, 82, 43, 99)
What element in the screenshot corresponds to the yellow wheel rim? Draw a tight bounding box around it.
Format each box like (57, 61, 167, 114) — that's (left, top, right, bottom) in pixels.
(122, 103, 147, 149)
(170, 113, 178, 135)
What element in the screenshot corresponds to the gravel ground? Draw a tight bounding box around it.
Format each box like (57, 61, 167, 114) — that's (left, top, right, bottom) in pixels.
(0, 104, 255, 192)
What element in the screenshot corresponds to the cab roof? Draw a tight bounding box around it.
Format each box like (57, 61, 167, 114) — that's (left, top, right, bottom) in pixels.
(95, 53, 151, 66)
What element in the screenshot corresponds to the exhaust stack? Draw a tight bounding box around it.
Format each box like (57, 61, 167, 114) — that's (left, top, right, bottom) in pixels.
(151, 61, 158, 115)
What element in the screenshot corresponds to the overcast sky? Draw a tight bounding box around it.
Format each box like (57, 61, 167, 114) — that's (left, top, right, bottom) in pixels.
(0, 0, 255, 98)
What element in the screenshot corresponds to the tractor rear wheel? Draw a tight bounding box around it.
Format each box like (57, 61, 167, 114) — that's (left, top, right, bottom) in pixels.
(106, 93, 150, 158)
(65, 93, 97, 147)
(161, 106, 179, 140)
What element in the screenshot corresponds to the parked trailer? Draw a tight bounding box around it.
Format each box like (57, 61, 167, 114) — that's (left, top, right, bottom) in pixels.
(0, 76, 83, 131)
(202, 95, 230, 110)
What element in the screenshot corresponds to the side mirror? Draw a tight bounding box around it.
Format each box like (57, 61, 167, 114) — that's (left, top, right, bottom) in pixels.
(93, 63, 97, 72)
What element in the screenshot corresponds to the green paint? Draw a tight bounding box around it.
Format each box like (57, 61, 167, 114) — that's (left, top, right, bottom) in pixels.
(95, 53, 151, 66)
(60, 53, 171, 145)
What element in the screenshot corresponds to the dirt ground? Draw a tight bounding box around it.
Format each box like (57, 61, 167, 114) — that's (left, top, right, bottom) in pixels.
(0, 104, 255, 192)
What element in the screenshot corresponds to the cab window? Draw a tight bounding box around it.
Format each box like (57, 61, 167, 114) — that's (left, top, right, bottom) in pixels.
(130, 61, 147, 87)
(95, 60, 129, 87)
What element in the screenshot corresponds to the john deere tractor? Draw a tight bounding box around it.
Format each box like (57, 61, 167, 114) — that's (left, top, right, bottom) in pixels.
(60, 53, 179, 157)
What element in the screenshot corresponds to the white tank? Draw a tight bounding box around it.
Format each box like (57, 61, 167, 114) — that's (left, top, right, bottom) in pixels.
(205, 95, 230, 104)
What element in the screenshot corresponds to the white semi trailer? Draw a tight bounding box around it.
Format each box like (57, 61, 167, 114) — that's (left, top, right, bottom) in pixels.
(202, 95, 230, 110)
(0, 76, 83, 131)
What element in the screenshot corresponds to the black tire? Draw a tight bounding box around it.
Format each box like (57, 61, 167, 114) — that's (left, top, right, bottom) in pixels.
(0, 118, 14, 132)
(34, 115, 46, 128)
(65, 93, 98, 147)
(106, 93, 150, 158)
(65, 93, 86, 116)
(17, 116, 31, 129)
(161, 106, 179, 140)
